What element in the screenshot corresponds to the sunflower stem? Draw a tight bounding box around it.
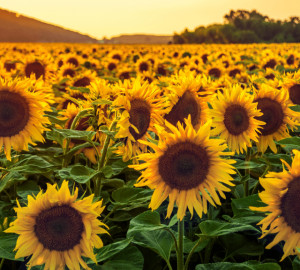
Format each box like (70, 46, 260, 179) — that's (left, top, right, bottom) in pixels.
(95, 121, 117, 197)
(184, 236, 203, 270)
(251, 164, 270, 195)
(177, 219, 184, 270)
(244, 149, 251, 197)
(162, 227, 179, 255)
(0, 258, 4, 270)
(62, 108, 93, 168)
(204, 238, 216, 263)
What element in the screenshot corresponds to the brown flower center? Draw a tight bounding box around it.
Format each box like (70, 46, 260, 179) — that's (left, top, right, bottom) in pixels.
(280, 176, 300, 233)
(4, 61, 16, 72)
(139, 62, 149, 72)
(229, 68, 241, 78)
(265, 74, 275, 80)
(223, 104, 250, 135)
(164, 90, 200, 128)
(208, 68, 221, 78)
(0, 90, 30, 137)
(63, 68, 75, 77)
(286, 55, 294, 65)
(108, 63, 117, 71)
(119, 72, 130, 80)
(73, 77, 91, 87)
(158, 141, 210, 190)
(157, 65, 167, 76)
(289, 84, 300, 105)
(25, 61, 45, 79)
(35, 205, 84, 251)
(112, 54, 121, 61)
(255, 97, 284, 136)
(263, 59, 277, 69)
(129, 99, 151, 141)
(67, 57, 79, 67)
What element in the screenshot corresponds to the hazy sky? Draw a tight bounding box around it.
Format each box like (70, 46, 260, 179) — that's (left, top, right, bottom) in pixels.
(1, 0, 300, 39)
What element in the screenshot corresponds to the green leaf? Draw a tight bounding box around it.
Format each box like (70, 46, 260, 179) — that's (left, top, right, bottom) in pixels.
(232, 194, 266, 217)
(195, 261, 280, 270)
(291, 105, 300, 112)
(69, 86, 90, 93)
(52, 128, 96, 141)
(199, 219, 259, 237)
(93, 246, 144, 270)
(112, 187, 152, 208)
(0, 233, 21, 261)
(234, 160, 265, 169)
(102, 178, 124, 189)
(0, 171, 26, 193)
(92, 99, 112, 106)
(220, 233, 264, 258)
(293, 256, 300, 270)
(127, 211, 165, 238)
(278, 137, 300, 151)
(16, 181, 40, 199)
(58, 165, 99, 184)
(10, 155, 55, 174)
(130, 229, 173, 263)
(94, 238, 132, 263)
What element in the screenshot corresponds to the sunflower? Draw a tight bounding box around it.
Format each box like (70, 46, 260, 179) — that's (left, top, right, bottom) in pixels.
(130, 117, 236, 220)
(210, 85, 265, 154)
(250, 150, 300, 261)
(253, 84, 300, 153)
(281, 70, 300, 105)
(163, 71, 210, 130)
(135, 58, 153, 74)
(113, 79, 163, 162)
(22, 55, 55, 82)
(5, 180, 108, 270)
(0, 79, 50, 160)
(71, 70, 97, 88)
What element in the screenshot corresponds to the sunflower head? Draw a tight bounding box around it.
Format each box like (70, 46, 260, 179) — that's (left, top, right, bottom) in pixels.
(210, 84, 265, 154)
(131, 117, 236, 220)
(113, 79, 163, 162)
(0, 79, 50, 160)
(251, 150, 300, 261)
(253, 84, 300, 153)
(5, 180, 108, 270)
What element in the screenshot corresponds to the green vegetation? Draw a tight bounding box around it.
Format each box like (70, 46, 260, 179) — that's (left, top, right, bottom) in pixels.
(173, 9, 300, 44)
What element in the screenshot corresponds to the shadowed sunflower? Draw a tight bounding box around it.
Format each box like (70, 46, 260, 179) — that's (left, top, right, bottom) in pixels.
(254, 84, 300, 153)
(5, 180, 108, 270)
(130, 117, 236, 220)
(0, 79, 50, 160)
(250, 150, 300, 261)
(114, 79, 163, 162)
(210, 85, 265, 154)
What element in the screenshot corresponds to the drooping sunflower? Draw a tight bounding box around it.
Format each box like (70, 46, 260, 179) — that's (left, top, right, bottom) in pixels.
(5, 180, 109, 270)
(113, 79, 163, 162)
(130, 117, 236, 220)
(210, 85, 265, 154)
(0, 79, 50, 160)
(253, 84, 300, 153)
(250, 150, 300, 261)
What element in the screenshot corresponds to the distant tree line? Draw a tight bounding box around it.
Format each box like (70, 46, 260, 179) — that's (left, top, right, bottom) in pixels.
(173, 10, 300, 44)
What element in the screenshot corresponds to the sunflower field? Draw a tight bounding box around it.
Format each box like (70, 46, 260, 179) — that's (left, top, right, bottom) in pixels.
(0, 43, 300, 270)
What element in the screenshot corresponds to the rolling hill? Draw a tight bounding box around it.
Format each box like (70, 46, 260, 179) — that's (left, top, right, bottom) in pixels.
(0, 9, 98, 43)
